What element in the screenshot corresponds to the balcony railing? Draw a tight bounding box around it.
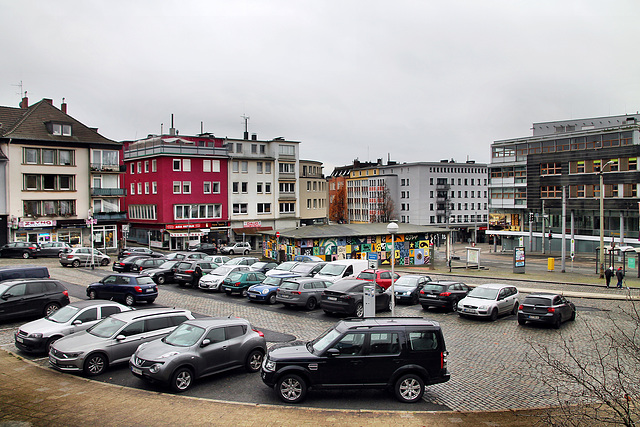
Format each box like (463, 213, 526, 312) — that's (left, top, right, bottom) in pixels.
(124, 141, 227, 159)
(90, 163, 122, 172)
(93, 211, 127, 221)
(91, 188, 127, 197)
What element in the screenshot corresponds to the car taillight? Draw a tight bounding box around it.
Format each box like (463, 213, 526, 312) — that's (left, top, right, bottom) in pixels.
(185, 270, 194, 274)
(439, 292, 451, 297)
(134, 286, 143, 293)
(519, 304, 524, 310)
(441, 351, 448, 369)
(118, 262, 125, 266)
(339, 295, 351, 300)
(63, 290, 69, 297)
(547, 307, 556, 313)
(292, 291, 301, 295)
(28, 246, 37, 250)
(234, 282, 241, 286)
(66, 255, 73, 259)
(420, 290, 425, 294)
(253, 329, 264, 337)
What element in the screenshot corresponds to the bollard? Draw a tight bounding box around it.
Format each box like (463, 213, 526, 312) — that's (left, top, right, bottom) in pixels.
(548, 257, 555, 271)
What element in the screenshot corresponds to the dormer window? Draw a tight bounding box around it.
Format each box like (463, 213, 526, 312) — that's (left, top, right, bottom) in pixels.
(46, 121, 72, 136)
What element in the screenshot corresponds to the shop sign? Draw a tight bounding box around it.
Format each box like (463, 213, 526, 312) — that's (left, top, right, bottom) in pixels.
(19, 220, 56, 228)
(244, 221, 262, 228)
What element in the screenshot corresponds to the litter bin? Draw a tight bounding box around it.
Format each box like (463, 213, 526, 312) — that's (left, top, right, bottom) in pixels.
(548, 257, 555, 271)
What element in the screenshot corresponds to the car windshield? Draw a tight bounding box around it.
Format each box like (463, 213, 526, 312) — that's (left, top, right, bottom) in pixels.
(252, 262, 267, 269)
(210, 266, 234, 276)
(273, 262, 297, 271)
(87, 317, 126, 338)
(261, 276, 283, 286)
(318, 264, 346, 276)
(291, 264, 313, 274)
(46, 305, 80, 323)
(468, 286, 499, 300)
(358, 271, 376, 280)
(280, 281, 300, 290)
(164, 323, 205, 347)
(0, 283, 10, 295)
(394, 276, 419, 286)
(310, 326, 342, 353)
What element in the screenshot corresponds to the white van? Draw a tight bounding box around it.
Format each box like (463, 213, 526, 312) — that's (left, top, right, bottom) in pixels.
(314, 259, 369, 283)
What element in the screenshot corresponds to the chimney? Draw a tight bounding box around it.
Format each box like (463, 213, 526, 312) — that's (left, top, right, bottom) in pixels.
(44, 98, 53, 105)
(169, 114, 176, 136)
(251, 133, 257, 140)
(19, 92, 28, 109)
(61, 98, 67, 114)
(244, 131, 249, 140)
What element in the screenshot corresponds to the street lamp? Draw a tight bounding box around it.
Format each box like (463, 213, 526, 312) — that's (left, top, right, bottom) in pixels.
(599, 160, 614, 278)
(387, 221, 399, 316)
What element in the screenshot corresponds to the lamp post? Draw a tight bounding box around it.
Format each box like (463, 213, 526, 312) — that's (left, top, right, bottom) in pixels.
(599, 160, 614, 278)
(387, 221, 399, 316)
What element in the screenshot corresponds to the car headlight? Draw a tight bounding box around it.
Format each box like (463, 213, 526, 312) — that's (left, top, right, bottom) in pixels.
(149, 363, 164, 374)
(63, 352, 83, 359)
(29, 333, 43, 339)
(479, 305, 489, 310)
(263, 358, 276, 372)
(261, 289, 269, 295)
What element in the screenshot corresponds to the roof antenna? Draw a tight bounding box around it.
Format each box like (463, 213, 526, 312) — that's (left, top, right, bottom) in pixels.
(241, 114, 250, 139)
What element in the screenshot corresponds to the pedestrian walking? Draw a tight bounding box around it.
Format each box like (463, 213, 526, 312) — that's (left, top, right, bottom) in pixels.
(604, 266, 614, 288)
(616, 267, 624, 289)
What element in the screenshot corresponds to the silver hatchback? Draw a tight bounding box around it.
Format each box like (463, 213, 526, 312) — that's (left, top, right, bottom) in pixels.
(129, 317, 266, 392)
(275, 277, 332, 310)
(59, 247, 110, 268)
(49, 308, 194, 376)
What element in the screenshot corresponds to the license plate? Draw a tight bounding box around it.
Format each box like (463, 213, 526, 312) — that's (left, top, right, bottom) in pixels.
(146, 289, 153, 293)
(528, 315, 539, 319)
(424, 294, 437, 298)
(131, 366, 142, 375)
(16, 336, 23, 343)
(327, 296, 337, 301)
(249, 294, 256, 298)
(462, 308, 472, 313)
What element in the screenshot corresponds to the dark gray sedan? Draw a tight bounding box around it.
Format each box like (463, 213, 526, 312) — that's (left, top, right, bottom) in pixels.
(129, 317, 266, 392)
(517, 292, 576, 328)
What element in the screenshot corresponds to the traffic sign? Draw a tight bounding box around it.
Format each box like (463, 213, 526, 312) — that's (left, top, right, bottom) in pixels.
(367, 252, 378, 269)
(276, 232, 280, 238)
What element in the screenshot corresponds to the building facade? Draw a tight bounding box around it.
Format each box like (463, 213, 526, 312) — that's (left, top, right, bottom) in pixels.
(488, 114, 640, 253)
(298, 160, 328, 226)
(122, 132, 229, 251)
(0, 96, 124, 248)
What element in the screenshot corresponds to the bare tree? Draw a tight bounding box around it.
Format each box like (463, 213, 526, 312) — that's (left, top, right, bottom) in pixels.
(526, 296, 640, 426)
(370, 183, 395, 223)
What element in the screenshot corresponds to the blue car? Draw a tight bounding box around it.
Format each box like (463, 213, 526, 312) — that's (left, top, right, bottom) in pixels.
(246, 273, 300, 304)
(86, 273, 158, 306)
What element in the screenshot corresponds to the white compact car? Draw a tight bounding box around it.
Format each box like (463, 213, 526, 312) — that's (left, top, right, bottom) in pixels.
(457, 283, 520, 321)
(198, 265, 250, 291)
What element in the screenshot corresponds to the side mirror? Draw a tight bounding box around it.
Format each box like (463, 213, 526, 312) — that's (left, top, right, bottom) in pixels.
(72, 319, 83, 326)
(200, 339, 211, 347)
(1, 293, 11, 300)
(326, 348, 340, 357)
(115, 334, 126, 341)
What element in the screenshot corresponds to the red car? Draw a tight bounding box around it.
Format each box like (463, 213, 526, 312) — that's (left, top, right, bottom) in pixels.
(356, 269, 400, 289)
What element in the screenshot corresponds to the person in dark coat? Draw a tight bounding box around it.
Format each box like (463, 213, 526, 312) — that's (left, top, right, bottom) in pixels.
(616, 267, 624, 289)
(604, 266, 614, 288)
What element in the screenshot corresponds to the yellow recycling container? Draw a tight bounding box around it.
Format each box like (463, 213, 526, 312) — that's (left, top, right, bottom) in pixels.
(547, 257, 555, 271)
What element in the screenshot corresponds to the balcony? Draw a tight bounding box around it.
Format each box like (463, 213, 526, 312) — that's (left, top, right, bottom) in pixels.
(90, 163, 122, 173)
(124, 139, 227, 159)
(278, 192, 297, 201)
(93, 211, 127, 221)
(91, 188, 127, 197)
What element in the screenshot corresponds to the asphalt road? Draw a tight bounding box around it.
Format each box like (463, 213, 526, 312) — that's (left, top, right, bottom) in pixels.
(0, 255, 629, 412)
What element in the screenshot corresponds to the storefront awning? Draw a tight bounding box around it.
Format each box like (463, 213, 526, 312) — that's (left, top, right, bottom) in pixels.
(168, 229, 204, 237)
(232, 226, 273, 235)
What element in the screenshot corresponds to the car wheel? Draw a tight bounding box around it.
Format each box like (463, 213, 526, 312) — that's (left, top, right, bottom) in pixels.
(489, 308, 498, 321)
(156, 274, 166, 285)
(100, 258, 109, 266)
(411, 293, 419, 305)
(88, 289, 98, 300)
(224, 289, 232, 295)
(46, 336, 60, 353)
(452, 300, 459, 312)
(268, 293, 277, 305)
(553, 316, 562, 329)
(305, 297, 317, 311)
(387, 298, 393, 312)
(43, 302, 60, 317)
(84, 353, 107, 376)
(394, 373, 425, 403)
(244, 250, 249, 255)
(124, 294, 135, 306)
(72, 259, 80, 268)
(245, 349, 264, 372)
(276, 374, 307, 403)
(22, 251, 30, 259)
(421, 305, 430, 310)
(148, 298, 156, 304)
(229, 250, 235, 255)
(241, 289, 249, 298)
(517, 318, 526, 326)
(171, 367, 193, 392)
(570, 310, 576, 321)
(355, 302, 364, 318)
(511, 303, 519, 316)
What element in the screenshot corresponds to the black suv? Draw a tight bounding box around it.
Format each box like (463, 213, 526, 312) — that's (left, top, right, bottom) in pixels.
(0, 279, 70, 320)
(261, 317, 450, 403)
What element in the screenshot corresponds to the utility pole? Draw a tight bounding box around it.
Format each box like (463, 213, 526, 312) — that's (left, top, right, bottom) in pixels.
(541, 199, 545, 255)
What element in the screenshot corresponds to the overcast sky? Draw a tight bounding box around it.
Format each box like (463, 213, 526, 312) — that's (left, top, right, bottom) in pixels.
(2, 1, 640, 173)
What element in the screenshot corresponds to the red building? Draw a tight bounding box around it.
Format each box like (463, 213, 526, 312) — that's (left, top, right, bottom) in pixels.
(122, 132, 229, 251)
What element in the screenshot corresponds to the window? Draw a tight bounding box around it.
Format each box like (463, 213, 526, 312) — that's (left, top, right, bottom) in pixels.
(173, 181, 181, 194)
(137, 182, 142, 194)
(232, 161, 239, 173)
(182, 182, 191, 194)
(232, 182, 239, 193)
(279, 163, 295, 174)
(251, 144, 257, 154)
(541, 162, 561, 175)
(279, 182, 295, 192)
(257, 162, 263, 173)
(173, 204, 221, 220)
(42, 149, 55, 165)
(152, 182, 157, 194)
(59, 150, 72, 165)
(130, 163, 135, 174)
(241, 161, 248, 173)
(51, 123, 72, 136)
(152, 159, 157, 172)
(541, 186, 562, 198)
(211, 182, 220, 193)
(257, 182, 263, 193)
(279, 144, 295, 155)
(265, 163, 272, 173)
(183, 159, 191, 172)
(233, 203, 248, 214)
(260, 145, 266, 154)
(173, 159, 181, 171)
(58, 176, 71, 190)
(257, 203, 271, 214)
(144, 161, 149, 173)
(265, 182, 271, 193)
(204, 182, 211, 194)
(241, 182, 248, 193)
(144, 182, 149, 194)
(279, 202, 295, 213)
(137, 162, 142, 173)
(235, 143, 242, 153)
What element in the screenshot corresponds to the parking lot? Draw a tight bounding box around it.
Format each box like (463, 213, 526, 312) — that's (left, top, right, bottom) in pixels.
(0, 255, 632, 412)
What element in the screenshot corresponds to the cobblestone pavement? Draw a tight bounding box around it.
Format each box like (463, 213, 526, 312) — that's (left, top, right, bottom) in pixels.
(0, 255, 636, 413)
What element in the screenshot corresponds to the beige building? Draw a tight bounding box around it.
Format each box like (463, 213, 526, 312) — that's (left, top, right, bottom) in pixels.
(299, 160, 328, 225)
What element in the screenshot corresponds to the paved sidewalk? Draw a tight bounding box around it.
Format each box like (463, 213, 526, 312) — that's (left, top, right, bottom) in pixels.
(0, 349, 549, 426)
